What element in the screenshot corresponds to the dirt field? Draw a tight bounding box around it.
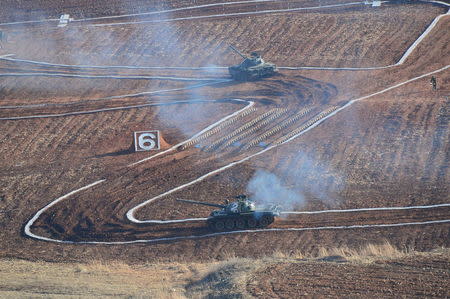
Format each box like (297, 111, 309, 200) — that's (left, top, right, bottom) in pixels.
(247, 248, 450, 298)
(1, 246, 448, 297)
(0, 0, 449, 296)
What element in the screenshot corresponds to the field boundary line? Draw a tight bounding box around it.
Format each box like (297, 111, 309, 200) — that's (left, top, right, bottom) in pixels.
(75, 0, 275, 22)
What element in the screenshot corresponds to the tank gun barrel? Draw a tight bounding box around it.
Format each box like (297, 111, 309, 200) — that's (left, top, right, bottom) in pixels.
(229, 45, 247, 59)
(177, 199, 226, 209)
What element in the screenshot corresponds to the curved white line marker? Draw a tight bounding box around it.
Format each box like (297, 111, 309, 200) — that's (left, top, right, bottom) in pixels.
(0, 0, 276, 27)
(0, 98, 231, 120)
(2, 3, 447, 72)
(129, 64, 450, 224)
(0, 79, 232, 119)
(136, 203, 450, 223)
(283, 203, 450, 214)
(397, 7, 450, 65)
(0, 56, 228, 70)
(24, 180, 106, 242)
(0, 72, 221, 81)
(23, 65, 450, 243)
(92, 2, 366, 27)
(25, 216, 450, 245)
(0, 80, 230, 110)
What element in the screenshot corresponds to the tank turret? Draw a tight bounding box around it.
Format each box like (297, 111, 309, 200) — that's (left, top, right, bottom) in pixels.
(228, 45, 277, 81)
(177, 195, 280, 231)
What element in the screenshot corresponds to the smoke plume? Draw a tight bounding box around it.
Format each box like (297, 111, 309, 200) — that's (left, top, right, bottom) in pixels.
(247, 151, 345, 211)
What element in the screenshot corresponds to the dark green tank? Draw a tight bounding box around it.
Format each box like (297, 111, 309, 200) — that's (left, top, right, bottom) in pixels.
(178, 195, 280, 231)
(228, 45, 277, 81)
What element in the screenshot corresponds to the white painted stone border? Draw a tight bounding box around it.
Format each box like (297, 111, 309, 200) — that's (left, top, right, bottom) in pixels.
(2, 1, 448, 71)
(90, 1, 366, 27)
(128, 65, 450, 224)
(23, 66, 450, 244)
(0, 80, 232, 118)
(10, 0, 450, 244)
(0, 72, 220, 81)
(24, 180, 106, 242)
(0, 97, 237, 121)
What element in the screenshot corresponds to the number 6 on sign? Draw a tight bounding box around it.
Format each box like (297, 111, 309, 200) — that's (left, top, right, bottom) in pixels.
(134, 131, 160, 152)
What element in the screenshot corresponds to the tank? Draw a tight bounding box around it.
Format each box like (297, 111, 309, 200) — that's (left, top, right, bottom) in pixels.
(228, 45, 277, 81)
(177, 195, 280, 231)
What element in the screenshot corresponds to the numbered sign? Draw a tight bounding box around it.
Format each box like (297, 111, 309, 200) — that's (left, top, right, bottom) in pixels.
(134, 130, 160, 152)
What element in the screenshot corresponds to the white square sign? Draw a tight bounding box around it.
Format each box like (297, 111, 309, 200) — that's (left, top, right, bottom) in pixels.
(134, 130, 160, 152)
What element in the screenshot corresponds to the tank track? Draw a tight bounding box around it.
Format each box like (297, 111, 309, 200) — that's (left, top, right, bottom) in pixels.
(206, 213, 275, 231)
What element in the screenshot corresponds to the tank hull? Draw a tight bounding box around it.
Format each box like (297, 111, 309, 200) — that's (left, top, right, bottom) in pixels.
(206, 211, 276, 231)
(228, 63, 277, 81)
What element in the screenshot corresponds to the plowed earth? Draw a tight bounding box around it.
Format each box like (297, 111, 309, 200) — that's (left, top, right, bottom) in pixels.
(0, 0, 448, 272)
(247, 253, 450, 298)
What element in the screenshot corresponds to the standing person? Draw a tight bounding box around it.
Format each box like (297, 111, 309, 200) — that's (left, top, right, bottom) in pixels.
(430, 76, 437, 90)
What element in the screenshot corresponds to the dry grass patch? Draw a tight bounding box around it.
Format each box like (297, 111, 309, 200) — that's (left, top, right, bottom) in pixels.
(0, 259, 200, 298)
(1, 244, 446, 298)
(316, 240, 408, 263)
(270, 240, 411, 263)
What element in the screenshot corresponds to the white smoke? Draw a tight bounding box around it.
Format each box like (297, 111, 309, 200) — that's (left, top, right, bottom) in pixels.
(247, 169, 301, 210)
(247, 151, 345, 211)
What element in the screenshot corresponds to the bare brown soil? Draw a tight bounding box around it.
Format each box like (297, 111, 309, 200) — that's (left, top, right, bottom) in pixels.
(2, 248, 446, 298)
(247, 251, 450, 298)
(1, 1, 443, 68)
(0, 0, 448, 282)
